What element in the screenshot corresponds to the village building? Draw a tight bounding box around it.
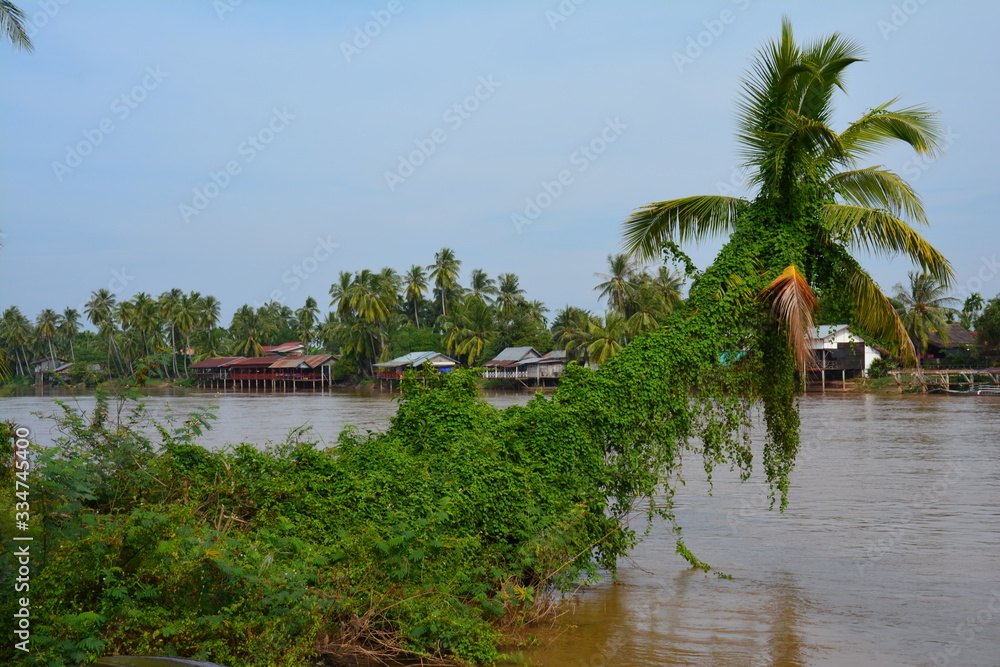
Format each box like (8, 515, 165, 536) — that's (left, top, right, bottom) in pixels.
(483, 347, 568, 386)
(924, 324, 978, 360)
(372, 351, 459, 382)
(482, 346, 541, 378)
(189, 350, 335, 390)
(806, 324, 883, 390)
(31, 356, 72, 385)
(190, 357, 245, 386)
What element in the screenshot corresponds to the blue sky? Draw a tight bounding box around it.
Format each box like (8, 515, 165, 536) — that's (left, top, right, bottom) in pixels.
(2, 0, 998, 327)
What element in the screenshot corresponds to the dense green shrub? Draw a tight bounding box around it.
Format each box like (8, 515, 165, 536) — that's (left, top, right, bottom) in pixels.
(2, 378, 628, 666)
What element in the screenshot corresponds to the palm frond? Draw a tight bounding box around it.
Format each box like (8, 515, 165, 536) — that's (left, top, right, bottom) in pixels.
(820, 204, 953, 285)
(834, 101, 942, 162)
(827, 167, 928, 225)
(750, 112, 844, 188)
(844, 265, 917, 365)
(759, 265, 818, 368)
(0, 0, 33, 52)
(622, 195, 746, 261)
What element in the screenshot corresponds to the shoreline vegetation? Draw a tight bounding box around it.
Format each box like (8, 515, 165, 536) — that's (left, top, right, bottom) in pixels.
(4, 18, 997, 667)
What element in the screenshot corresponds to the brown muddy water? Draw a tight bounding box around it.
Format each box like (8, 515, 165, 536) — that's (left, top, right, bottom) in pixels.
(3, 389, 999, 666)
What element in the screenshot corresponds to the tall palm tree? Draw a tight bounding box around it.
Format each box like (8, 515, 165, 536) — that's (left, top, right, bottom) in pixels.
(2, 306, 33, 376)
(524, 299, 549, 328)
(35, 309, 61, 368)
(649, 267, 685, 312)
(588, 312, 627, 366)
(959, 293, 984, 331)
(318, 312, 343, 353)
(594, 254, 639, 316)
(893, 272, 959, 356)
(159, 288, 184, 378)
(329, 270, 354, 320)
(467, 269, 498, 306)
(175, 293, 201, 377)
(86, 288, 122, 374)
(199, 294, 222, 353)
(295, 296, 319, 348)
(0, 1, 32, 52)
(495, 272, 526, 324)
(59, 308, 81, 363)
(129, 292, 159, 359)
(230, 305, 270, 357)
(621, 18, 952, 364)
(403, 264, 429, 327)
(454, 296, 495, 366)
(428, 247, 462, 319)
(552, 306, 594, 366)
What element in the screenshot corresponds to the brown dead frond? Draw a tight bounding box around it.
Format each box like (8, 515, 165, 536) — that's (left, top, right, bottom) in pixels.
(759, 265, 818, 368)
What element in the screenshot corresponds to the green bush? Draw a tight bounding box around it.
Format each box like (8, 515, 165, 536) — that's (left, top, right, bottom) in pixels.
(2, 376, 626, 666)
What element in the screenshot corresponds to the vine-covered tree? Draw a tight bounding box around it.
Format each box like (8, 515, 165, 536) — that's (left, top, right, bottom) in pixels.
(540, 19, 956, 561)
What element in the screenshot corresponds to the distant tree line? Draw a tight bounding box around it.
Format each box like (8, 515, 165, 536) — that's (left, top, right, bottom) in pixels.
(0, 249, 690, 383)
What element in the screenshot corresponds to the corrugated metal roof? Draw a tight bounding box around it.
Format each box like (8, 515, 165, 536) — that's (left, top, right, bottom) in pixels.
(262, 342, 306, 354)
(488, 346, 540, 362)
(190, 357, 244, 369)
(515, 350, 566, 366)
(300, 354, 334, 367)
(267, 357, 309, 368)
(373, 351, 458, 368)
(266, 355, 333, 368)
(230, 356, 281, 367)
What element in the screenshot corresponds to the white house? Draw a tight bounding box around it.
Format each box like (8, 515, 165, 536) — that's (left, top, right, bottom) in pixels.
(807, 324, 883, 379)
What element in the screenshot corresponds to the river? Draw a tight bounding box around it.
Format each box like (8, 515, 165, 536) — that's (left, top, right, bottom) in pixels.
(3, 389, 999, 666)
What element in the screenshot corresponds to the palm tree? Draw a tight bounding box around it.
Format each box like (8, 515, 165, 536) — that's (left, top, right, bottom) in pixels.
(649, 267, 685, 312)
(524, 299, 549, 328)
(318, 312, 343, 353)
(454, 296, 495, 366)
(495, 272, 526, 324)
(552, 306, 594, 365)
(893, 272, 960, 356)
(59, 308, 81, 363)
(35, 309, 61, 368)
(230, 305, 270, 357)
(403, 264, 429, 327)
(159, 288, 184, 378)
(594, 254, 639, 316)
(129, 292, 159, 359)
(960, 293, 984, 331)
(199, 294, 222, 354)
(428, 247, 462, 319)
(295, 297, 319, 348)
(588, 312, 627, 366)
(0, 1, 32, 52)
(175, 293, 201, 377)
(468, 269, 498, 306)
(621, 18, 952, 364)
(2, 307, 33, 376)
(329, 271, 354, 320)
(86, 288, 122, 374)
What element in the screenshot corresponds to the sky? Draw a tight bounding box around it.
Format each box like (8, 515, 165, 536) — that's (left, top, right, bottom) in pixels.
(2, 0, 998, 328)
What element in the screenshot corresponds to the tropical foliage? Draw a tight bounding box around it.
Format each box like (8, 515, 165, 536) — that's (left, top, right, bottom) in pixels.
(3, 248, 660, 384)
(892, 271, 959, 355)
(975, 295, 1000, 350)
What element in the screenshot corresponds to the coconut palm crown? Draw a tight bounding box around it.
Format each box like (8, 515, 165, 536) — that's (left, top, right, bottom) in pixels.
(622, 18, 952, 364)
